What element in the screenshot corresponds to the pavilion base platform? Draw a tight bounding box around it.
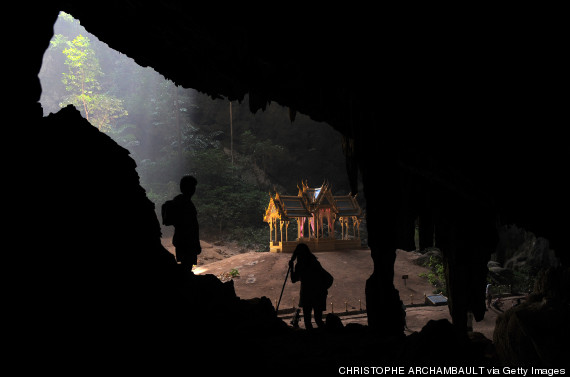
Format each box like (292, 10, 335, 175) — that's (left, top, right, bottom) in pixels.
(269, 238, 362, 253)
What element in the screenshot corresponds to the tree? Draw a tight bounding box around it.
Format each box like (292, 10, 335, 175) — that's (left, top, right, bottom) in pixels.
(59, 34, 127, 132)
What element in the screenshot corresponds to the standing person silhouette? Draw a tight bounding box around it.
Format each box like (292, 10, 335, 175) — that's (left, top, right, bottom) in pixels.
(289, 243, 333, 330)
(171, 175, 201, 272)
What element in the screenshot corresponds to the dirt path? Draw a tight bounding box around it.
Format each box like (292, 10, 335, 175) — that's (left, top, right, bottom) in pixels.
(162, 237, 510, 339)
(161, 236, 252, 264)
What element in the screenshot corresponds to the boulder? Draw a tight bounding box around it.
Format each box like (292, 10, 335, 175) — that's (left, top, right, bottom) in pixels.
(493, 267, 570, 367)
(325, 313, 344, 332)
(487, 260, 501, 269)
(488, 266, 514, 285)
(496, 225, 559, 273)
(413, 248, 443, 267)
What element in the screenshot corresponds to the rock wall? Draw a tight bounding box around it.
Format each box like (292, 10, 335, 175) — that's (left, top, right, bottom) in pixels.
(496, 224, 560, 272)
(494, 267, 570, 367)
(24, 105, 181, 351)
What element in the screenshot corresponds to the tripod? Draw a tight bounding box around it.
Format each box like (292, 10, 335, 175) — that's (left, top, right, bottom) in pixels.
(276, 264, 291, 312)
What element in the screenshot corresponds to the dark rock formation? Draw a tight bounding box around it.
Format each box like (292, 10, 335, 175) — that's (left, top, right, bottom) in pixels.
(494, 267, 570, 367)
(11, 2, 567, 371)
(487, 265, 514, 286)
(19, 106, 290, 368)
(496, 224, 560, 273)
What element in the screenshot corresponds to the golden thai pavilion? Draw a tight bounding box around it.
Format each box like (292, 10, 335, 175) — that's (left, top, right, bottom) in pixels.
(263, 181, 364, 252)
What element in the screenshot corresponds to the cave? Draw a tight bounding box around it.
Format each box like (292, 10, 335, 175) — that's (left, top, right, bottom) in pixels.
(12, 2, 568, 373)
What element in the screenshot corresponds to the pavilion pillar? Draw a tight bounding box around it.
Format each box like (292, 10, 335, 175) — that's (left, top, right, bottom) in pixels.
(315, 214, 318, 239)
(269, 220, 273, 244)
(274, 219, 278, 245)
(352, 216, 356, 238)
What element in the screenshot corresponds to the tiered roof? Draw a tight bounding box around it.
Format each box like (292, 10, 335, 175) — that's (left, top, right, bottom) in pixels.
(264, 181, 363, 222)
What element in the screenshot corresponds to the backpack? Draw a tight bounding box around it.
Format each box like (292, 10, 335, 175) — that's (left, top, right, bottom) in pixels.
(320, 266, 334, 290)
(161, 199, 178, 226)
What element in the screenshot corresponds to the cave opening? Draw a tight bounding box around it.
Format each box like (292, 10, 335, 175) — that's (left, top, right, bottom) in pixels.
(37, 9, 560, 336)
(38, 11, 384, 325)
(17, 3, 564, 368)
(38, 11, 359, 252)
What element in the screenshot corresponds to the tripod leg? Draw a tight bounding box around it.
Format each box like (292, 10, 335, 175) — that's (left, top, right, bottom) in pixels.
(276, 265, 291, 312)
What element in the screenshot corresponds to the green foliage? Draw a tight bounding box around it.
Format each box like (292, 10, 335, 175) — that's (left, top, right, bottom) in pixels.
(108, 123, 139, 150)
(238, 130, 286, 173)
(229, 268, 240, 278)
(190, 148, 268, 242)
(60, 35, 101, 108)
(49, 34, 69, 49)
(420, 255, 447, 295)
(59, 11, 76, 24)
(228, 226, 269, 252)
(39, 11, 358, 250)
(58, 33, 128, 131)
(87, 94, 129, 132)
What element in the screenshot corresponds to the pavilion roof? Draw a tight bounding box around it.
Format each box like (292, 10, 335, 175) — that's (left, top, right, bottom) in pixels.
(265, 180, 364, 222)
(333, 195, 363, 217)
(276, 195, 312, 218)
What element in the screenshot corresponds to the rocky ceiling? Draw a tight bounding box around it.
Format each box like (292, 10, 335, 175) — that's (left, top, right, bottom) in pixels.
(51, 3, 390, 134)
(49, 2, 566, 248)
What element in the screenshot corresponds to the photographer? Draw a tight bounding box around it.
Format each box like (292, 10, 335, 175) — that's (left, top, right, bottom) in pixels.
(289, 243, 333, 330)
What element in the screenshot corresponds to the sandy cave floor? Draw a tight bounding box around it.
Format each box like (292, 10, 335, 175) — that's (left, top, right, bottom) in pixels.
(161, 236, 520, 340)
